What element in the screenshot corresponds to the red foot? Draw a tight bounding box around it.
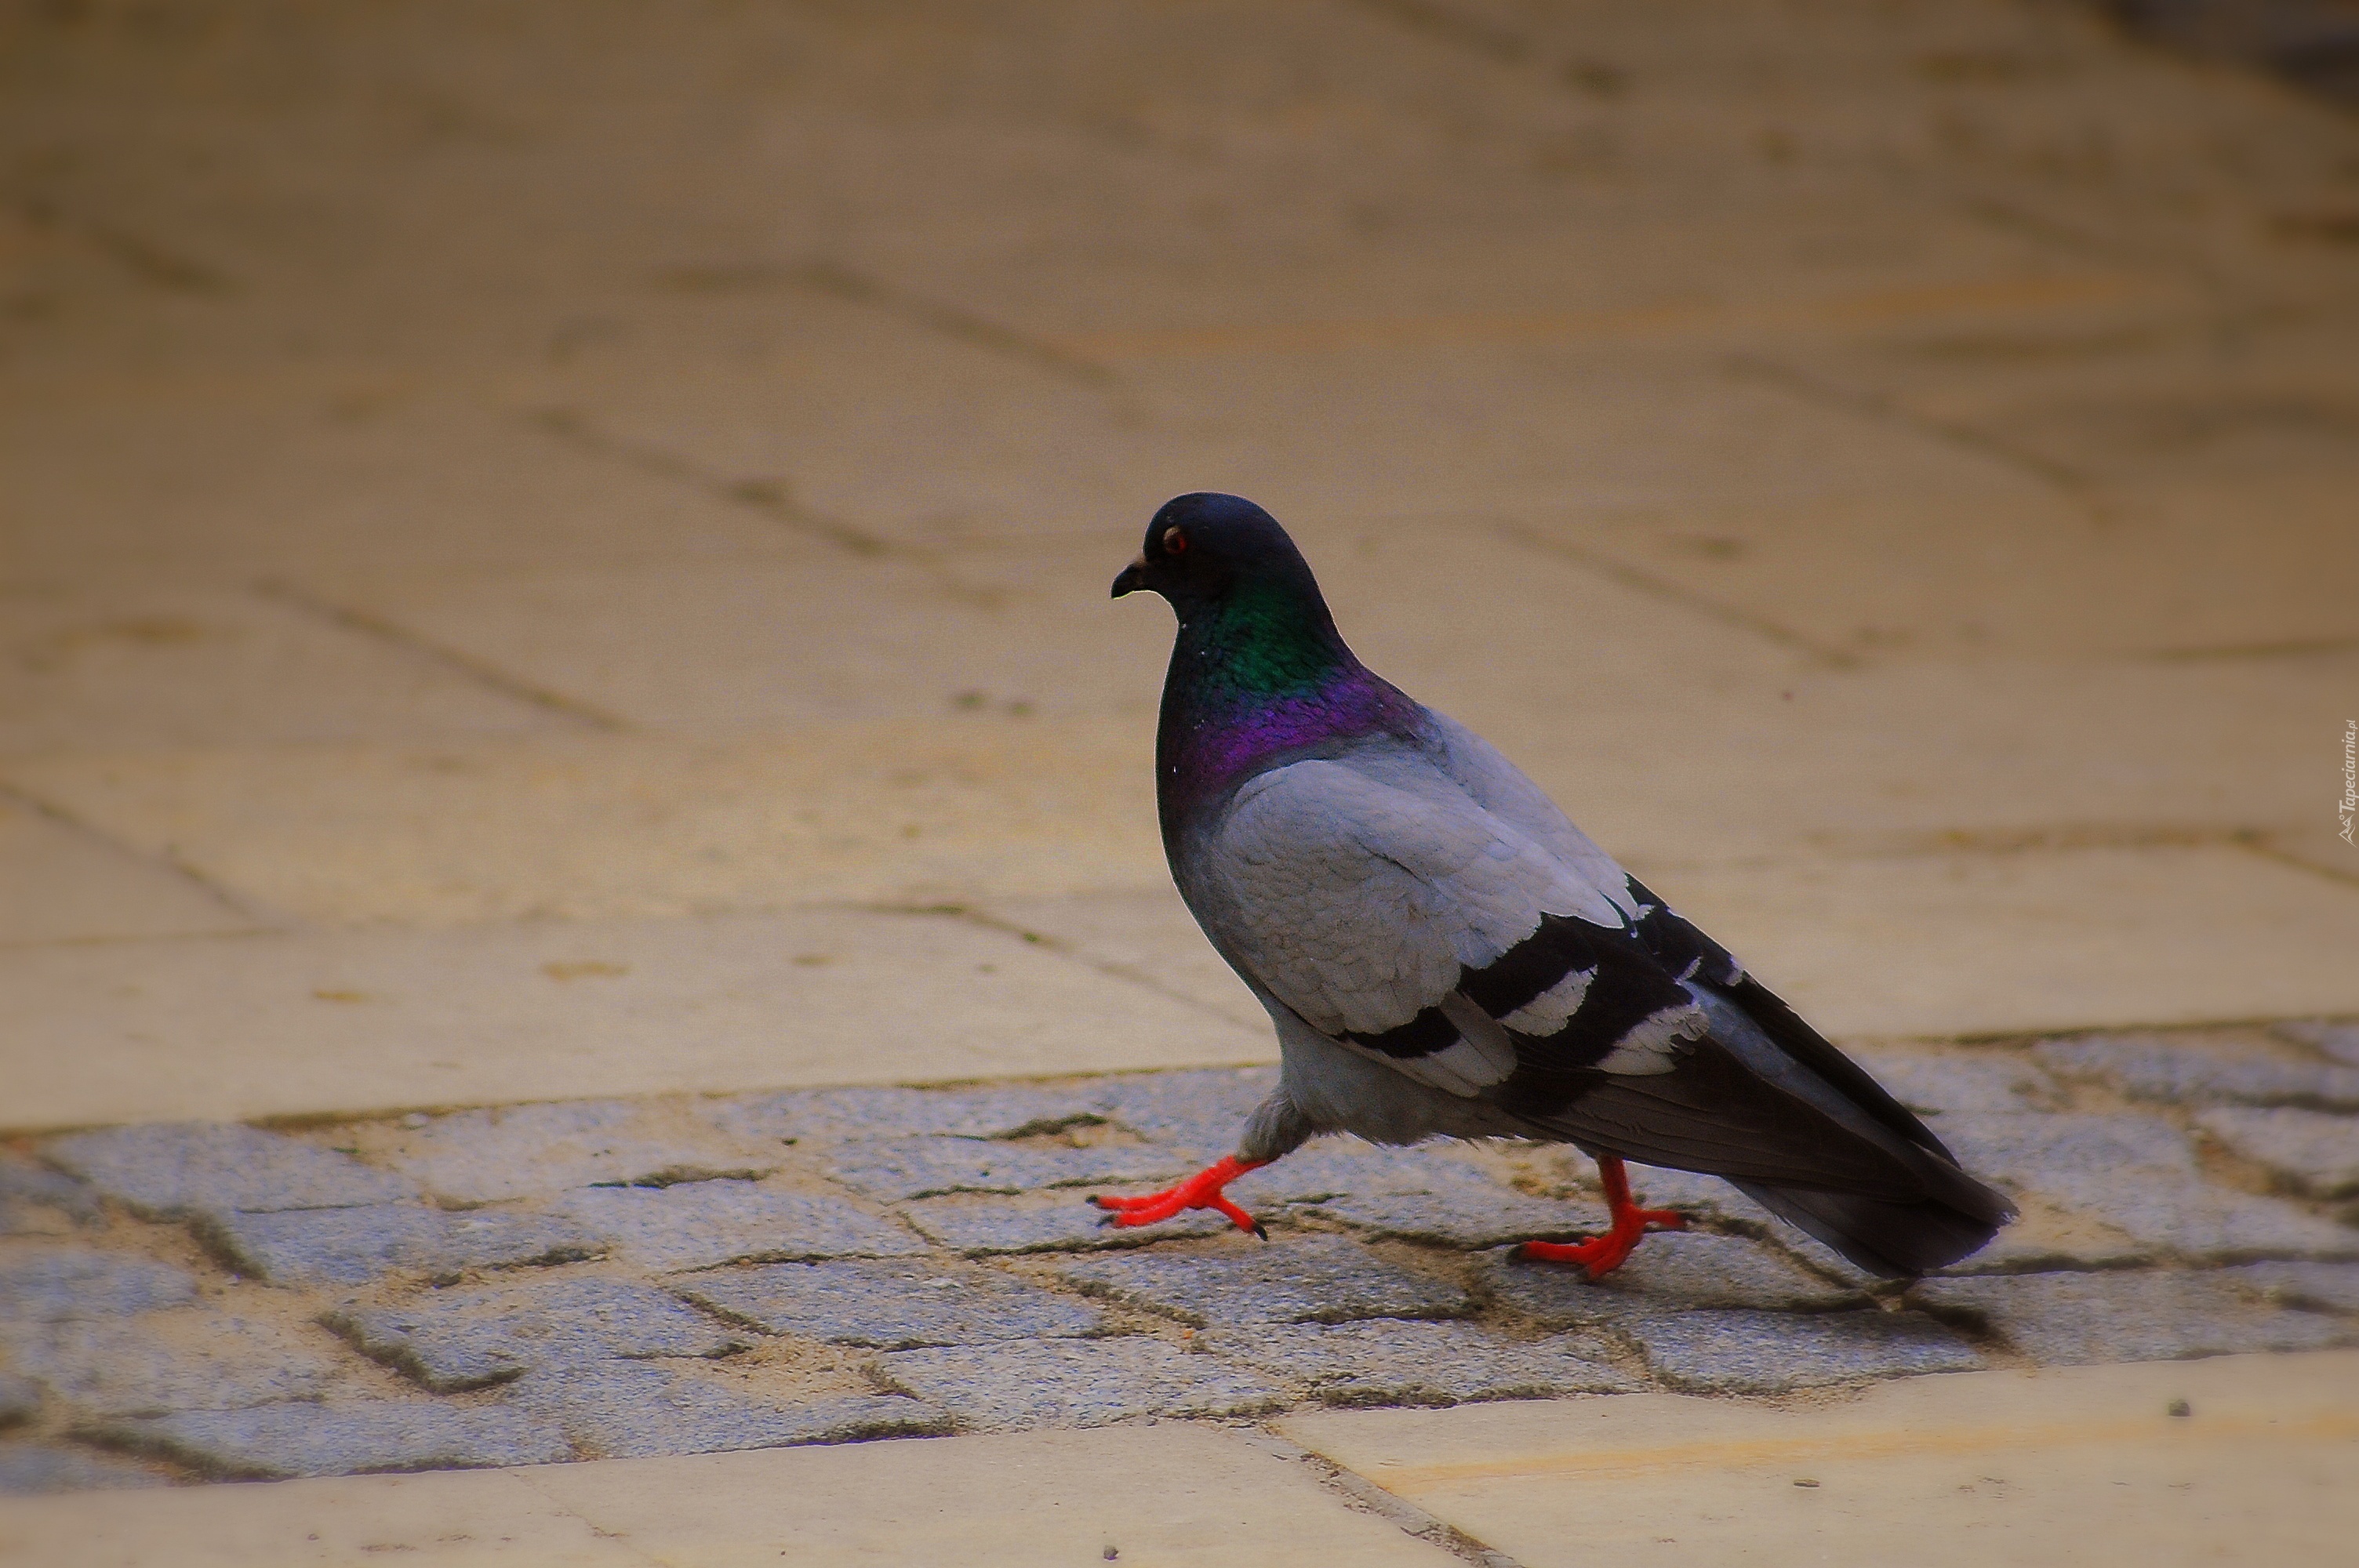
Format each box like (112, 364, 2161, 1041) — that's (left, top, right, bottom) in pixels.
(1514, 1154, 1685, 1279)
(1091, 1155, 1269, 1238)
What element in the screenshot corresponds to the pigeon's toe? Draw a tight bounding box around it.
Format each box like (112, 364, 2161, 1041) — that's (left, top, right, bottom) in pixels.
(1514, 1156, 1686, 1279)
(1089, 1155, 1267, 1236)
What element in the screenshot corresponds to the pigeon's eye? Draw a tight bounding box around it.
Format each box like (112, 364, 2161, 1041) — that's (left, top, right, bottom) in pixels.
(1162, 527, 1188, 555)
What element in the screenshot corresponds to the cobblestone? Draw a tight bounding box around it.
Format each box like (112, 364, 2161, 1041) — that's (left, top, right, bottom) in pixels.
(1851, 1047, 2060, 1116)
(1201, 1320, 1635, 1406)
(552, 1180, 928, 1272)
(2, 1312, 341, 1418)
(1476, 1234, 1862, 1323)
(0, 1163, 100, 1232)
(91, 1401, 572, 1479)
(1089, 1069, 1282, 1156)
(821, 1136, 1181, 1203)
(0, 1250, 198, 1322)
(204, 1203, 602, 1286)
(2220, 1261, 2359, 1315)
(0, 1373, 38, 1426)
(1623, 1308, 1984, 1393)
(709, 1083, 1109, 1145)
(2194, 1106, 2359, 1197)
(2034, 1036, 2359, 1112)
(1304, 1189, 1609, 1248)
(2274, 1019, 2359, 1067)
(1911, 1269, 2354, 1364)
(1048, 1235, 1472, 1327)
(325, 1276, 744, 1392)
(674, 1259, 1103, 1347)
(503, 1362, 948, 1457)
(0, 1443, 165, 1494)
(45, 1123, 417, 1218)
(900, 1194, 1232, 1254)
(1231, 1139, 1497, 1205)
(391, 1102, 770, 1205)
(1939, 1111, 2358, 1262)
(874, 1337, 1285, 1429)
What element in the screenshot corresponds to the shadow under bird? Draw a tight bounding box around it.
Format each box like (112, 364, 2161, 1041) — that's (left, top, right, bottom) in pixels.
(1094, 493, 2014, 1278)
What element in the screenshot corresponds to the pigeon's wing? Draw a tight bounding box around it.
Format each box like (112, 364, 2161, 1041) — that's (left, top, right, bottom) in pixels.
(1204, 757, 1723, 1098)
(1202, 749, 2014, 1277)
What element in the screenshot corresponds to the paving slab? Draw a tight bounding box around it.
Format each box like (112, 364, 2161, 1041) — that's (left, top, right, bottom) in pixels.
(0, 1376, 38, 1428)
(981, 890, 1268, 1029)
(2034, 1033, 2359, 1110)
(1204, 1319, 1635, 1406)
(89, 1401, 574, 1481)
(1912, 1268, 2354, 1364)
(900, 1192, 1233, 1254)
(1048, 1234, 1474, 1327)
(0, 586, 561, 757)
(44, 1123, 417, 1219)
(821, 1134, 1181, 1203)
(0, 797, 252, 947)
(203, 1202, 602, 1287)
(874, 1336, 1286, 1430)
(0, 1420, 1466, 1566)
(1281, 1351, 2359, 1568)
(0, 910, 1271, 1133)
(325, 1276, 745, 1392)
(552, 1179, 929, 1272)
(2194, 1105, 2359, 1197)
(0, 1250, 197, 1323)
(388, 1098, 769, 1204)
(1648, 845, 2359, 1040)
(1478, 1234, 1863, 1322)
(674, 1258, 1103, 1348)
(2, 1311, 342, 1419)
(503, 1361, 948, 1460)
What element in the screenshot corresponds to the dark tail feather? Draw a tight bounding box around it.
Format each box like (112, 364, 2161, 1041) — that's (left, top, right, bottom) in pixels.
(1728, 1176, 2016, 1279)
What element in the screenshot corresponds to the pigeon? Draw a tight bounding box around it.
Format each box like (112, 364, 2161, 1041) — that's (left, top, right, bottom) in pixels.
(1092, 493, 2014, 1278)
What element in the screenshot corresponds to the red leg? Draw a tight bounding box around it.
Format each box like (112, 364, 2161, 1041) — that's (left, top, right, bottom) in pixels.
(1514, 1154, 1685, 1278)
(1091, 1155, 1269, 1238)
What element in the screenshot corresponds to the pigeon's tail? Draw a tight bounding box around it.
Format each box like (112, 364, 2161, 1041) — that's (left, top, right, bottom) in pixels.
(1528, 979, 2016, 1279)
(1725, 1175, 2014, 1279)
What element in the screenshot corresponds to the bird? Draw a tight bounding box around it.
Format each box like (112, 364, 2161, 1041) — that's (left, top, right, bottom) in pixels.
(1091, 492, 2014, 1279)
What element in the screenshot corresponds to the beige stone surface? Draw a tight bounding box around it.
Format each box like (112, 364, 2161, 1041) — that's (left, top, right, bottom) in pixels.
(1652, 844, 2359, 1039)
(0, 586, 565, 755)
(0, 794, 253, 947)
(0, 1425, 1463, 1568)
(0, 1466, 634, 1568)
(0, 0, 2350, 1123)
(1281, 1350, 2359, 1568)
(0, 909, 1267, 1134)
(1, 723, 1165, 924)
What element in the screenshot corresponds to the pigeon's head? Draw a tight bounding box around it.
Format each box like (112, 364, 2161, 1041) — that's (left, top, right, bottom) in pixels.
(1110, 492, 1321, 610)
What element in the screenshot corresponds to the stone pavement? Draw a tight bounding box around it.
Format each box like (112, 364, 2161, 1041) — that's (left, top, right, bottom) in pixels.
(2, 0, 2357, 1561)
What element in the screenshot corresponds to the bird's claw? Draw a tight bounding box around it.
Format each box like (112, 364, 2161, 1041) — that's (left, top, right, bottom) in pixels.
(1514, 1156, 1685, 1279)
(1090, 1154, 1268, 1238)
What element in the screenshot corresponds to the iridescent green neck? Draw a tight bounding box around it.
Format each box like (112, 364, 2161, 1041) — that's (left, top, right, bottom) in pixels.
(1179, 577, 1348, 701)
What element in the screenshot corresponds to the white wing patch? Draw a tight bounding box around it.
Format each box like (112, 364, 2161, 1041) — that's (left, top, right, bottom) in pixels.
(1499, 967, 1594, 1036)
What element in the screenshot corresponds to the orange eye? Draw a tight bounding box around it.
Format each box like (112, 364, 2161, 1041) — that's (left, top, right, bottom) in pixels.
(1162, 527, 1187, 554)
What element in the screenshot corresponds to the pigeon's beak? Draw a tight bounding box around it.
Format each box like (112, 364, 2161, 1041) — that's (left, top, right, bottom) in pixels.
(1110, 554, 1148, 598)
